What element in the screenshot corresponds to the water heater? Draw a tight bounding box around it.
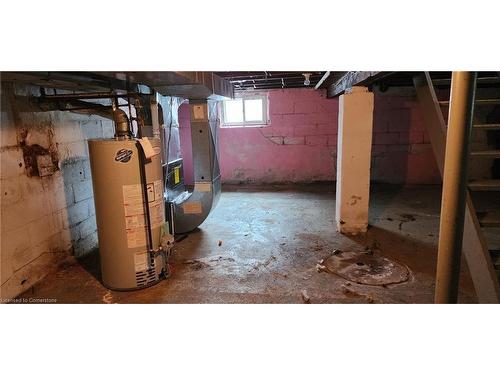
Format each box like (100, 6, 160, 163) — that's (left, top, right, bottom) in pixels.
(88, 138, 170, 290)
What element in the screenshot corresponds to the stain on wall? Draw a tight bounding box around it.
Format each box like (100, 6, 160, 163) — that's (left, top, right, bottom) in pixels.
(18, 128, 59, 177)
(0, 82, 114, 300)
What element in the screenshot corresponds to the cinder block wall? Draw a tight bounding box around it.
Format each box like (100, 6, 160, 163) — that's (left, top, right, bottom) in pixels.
(189, 87, 441, 184)
(370, 91, 441, 184)
(1, 83, 114, 299)
(179, 89, 340, 184)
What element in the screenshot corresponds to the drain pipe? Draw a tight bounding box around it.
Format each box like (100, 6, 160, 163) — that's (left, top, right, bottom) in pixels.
(434, 72, 477, 303)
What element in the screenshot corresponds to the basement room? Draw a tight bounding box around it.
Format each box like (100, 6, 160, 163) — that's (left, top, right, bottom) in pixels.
(2, 70, 500, 304)
(1, 2, 498, 374)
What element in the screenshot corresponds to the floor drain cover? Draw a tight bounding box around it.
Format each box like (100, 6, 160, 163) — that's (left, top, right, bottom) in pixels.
(323, 251, 410, 286)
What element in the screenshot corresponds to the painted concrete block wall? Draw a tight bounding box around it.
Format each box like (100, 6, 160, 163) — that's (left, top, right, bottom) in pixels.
(179, 88, 441, 185)
(179, 89, 339, 185)
(219, 89, 339, 184)
(370, 91, 441, 184)
(1, 83, 113, 299)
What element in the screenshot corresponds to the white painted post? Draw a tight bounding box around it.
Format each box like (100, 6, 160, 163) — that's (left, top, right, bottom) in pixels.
(335, 86, 374, 234)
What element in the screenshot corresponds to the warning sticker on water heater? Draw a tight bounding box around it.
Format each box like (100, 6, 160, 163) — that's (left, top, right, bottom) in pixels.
(123, 181, 164, 248)
(153, 180, 163, 201)
(123, 184, 144, 216)
(134, 252, 148, 272)
(127, 228, 147, 248)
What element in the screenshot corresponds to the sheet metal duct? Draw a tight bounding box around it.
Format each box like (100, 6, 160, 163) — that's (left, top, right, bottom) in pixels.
(154, 73, 234, 100)
(157, 95, 184, 164)
(161, 98, 221, 234)
(92, 71, 234, 100)
(1, 71, 234, 100)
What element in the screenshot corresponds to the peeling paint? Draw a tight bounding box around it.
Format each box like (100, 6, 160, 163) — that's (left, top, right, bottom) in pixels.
(18, 128, 59, 177)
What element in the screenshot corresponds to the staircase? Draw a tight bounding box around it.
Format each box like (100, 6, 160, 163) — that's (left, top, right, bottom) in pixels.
(414, 72, 500, 303)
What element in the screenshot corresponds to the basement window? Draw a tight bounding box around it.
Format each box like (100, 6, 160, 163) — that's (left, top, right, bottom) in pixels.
(221, 94, 268, 127)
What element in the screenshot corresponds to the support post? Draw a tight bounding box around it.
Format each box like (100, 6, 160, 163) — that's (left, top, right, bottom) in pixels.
(335, 86, 374, 234)
(435, 72, 477, 303)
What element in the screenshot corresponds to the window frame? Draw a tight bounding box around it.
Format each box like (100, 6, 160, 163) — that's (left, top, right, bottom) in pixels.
(221, 93, 269, 128)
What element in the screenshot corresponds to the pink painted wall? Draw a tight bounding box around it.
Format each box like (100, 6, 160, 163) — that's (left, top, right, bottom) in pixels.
(219, 89, 338, 184)
(178, 88, 441, 185)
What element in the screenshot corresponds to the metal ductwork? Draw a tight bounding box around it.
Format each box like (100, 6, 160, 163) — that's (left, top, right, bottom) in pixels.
(91, 71, 234, 100)
(153, 73, 234, 100)
(174, 100, 220, 234)
(159, 97, 221, 234)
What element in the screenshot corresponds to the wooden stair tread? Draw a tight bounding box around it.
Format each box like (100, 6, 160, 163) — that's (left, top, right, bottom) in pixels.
(477, 211, 500, 227)
(490, 250, 500, 269)
(469, 150, 500, 158)
(433, 76, 500, 86)
(468, 179, 500, 191)
(440, 98, 500, 106)
(473, 123, 500, 130)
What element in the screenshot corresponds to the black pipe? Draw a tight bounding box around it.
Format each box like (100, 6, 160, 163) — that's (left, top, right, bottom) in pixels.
(33, 97, 131, 137)
(136, 141, 155, 266)
(40, 92, 137, 100)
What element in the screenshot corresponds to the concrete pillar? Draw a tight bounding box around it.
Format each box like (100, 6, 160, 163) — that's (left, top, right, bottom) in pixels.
(335, 86, 374, 234)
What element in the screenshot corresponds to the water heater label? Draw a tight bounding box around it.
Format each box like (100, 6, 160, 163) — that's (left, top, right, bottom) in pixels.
(127, 228, 147, 248)
(123, 181, 165, 248)
(154, 180, 163, 201)
(149, 201, 164, 228)
(146, 183, 155, 202)
(123, 184, 144, 216)
(114, 148, 133, 163)
(134, 252, 148, 272)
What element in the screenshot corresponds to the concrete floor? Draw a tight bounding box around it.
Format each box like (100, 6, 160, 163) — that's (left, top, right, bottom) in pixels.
(20, 184, 479, 303)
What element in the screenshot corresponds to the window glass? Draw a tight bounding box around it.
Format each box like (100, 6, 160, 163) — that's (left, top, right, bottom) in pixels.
(244, 99, 263, 122)
(222, 95, 267, 127)
(224, 98, 244, 123)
